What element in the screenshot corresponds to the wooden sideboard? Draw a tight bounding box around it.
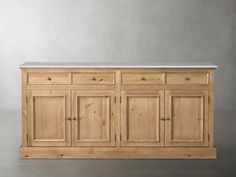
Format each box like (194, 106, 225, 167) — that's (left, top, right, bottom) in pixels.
(19, 62, 217, 159)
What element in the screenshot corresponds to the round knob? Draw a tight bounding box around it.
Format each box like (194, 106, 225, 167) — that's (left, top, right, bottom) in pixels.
(99, 78, 103, 81)
(67, 118, 71, 121)
(47, 77, 52, 81)
(185, 77, 190, 81)
(91, 77, 96, 81)
(141, 77, 146, 81)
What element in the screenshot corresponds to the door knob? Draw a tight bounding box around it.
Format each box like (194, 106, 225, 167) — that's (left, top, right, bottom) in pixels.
(141, 77, 146, 81)
(185, 77, 190, 81)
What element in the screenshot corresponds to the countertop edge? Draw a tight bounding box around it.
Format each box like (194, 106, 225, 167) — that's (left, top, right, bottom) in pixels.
(19, 65, 218, 69)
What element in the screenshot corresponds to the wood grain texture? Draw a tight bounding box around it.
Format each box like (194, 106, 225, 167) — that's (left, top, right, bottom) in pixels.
(166, 73, 209, 85)
(115, 70, 121, 148)
(19, 147, 216, 159)
(28, 90, 71, 146)
(208, 70, 215, 147)
(121, 73, 164, 85)
(165, 90, 209, 147)
(20, 67, 216, 159)
(121, 90, 164, 147)
(34, 97, 65, 139)
(28, 73, 71, 85)
(72, 91, 116, 147)
(21, 69, 28, 147)
(72, 73, 115, 85)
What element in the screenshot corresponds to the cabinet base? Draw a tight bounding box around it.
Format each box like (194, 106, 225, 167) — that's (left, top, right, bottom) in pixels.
(19, 146, 216, 159)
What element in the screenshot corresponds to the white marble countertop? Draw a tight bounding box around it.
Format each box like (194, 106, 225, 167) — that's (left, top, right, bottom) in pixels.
(20, 62, 218, 69)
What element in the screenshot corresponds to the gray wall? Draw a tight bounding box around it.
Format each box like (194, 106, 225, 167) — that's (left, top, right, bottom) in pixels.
(0, 0, 235, 109)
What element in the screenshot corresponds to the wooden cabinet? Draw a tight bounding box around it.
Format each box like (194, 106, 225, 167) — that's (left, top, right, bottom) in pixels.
(19, 64, 217, 159)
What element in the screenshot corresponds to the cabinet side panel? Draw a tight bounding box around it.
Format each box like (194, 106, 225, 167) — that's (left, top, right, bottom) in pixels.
(21, 69, 28, 147)
(209, 70, 215, 147)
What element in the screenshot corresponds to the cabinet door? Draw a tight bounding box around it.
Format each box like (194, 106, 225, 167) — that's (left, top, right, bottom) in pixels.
(165, 90, 209, 147)
(72, 91, 116, 147)
(28, 90, 71, 146)
(121, 90, 164, 147)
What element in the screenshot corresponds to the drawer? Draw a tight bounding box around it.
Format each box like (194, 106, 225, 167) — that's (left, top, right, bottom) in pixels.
(166, 73, 209, 84)
(28, 73, 71, 84)
(72, 73, 115, 85)
(122, 73, 164, 85)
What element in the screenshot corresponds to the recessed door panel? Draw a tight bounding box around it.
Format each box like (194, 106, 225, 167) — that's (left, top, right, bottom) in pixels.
(28, 90, 70, 146)
(121, 90, 164, 147)
(72, 91, 115, 147)
(165, 90, 209, 147)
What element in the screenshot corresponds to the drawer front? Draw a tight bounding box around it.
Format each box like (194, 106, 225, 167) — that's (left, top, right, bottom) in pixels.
(72, 73, 115, 85)
(28, 73, 71, 84)
(122, 73, 164, 85)
(166, 73, 209, 84)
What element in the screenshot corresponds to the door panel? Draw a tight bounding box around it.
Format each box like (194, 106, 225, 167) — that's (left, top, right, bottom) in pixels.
(72, 91, 115, 147)
(121, 90, 164, 147)
(165, 90, 208, 147)
(28, 90, 70, 146)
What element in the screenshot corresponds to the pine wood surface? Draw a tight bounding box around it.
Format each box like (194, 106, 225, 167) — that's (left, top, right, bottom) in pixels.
(20, 68, 216, 159)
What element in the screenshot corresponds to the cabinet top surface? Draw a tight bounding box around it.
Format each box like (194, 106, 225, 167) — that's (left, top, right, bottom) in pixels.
(20, 62, 218, 69)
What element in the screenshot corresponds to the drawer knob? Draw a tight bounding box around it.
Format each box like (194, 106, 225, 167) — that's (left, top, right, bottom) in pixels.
(166, 117, 171, 121)
(47, 77, 52, 81)
(91, 77, 96, 81)
(99, 78, 103, 81)
(67, 118, 71, 121)
(185, 77, 190, 81)
(141, 77, 146, 81)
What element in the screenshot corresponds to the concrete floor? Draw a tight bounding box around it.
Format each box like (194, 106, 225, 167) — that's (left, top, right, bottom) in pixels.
(0, 109, 235, 177)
